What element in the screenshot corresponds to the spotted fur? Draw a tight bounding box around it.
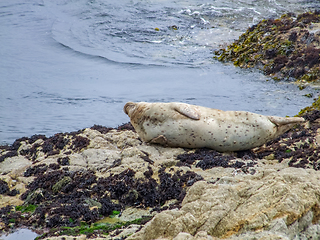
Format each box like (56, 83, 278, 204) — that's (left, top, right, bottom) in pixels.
(124, 102, 305, 151)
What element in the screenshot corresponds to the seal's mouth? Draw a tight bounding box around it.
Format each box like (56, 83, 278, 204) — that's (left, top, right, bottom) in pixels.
(123, 102, 136, 116)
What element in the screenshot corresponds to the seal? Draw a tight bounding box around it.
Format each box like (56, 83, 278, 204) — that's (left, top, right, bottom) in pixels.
(123, 102, 305, 151)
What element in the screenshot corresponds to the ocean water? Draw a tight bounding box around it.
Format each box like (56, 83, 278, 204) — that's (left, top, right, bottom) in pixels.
(1, 0, 320, 145)
(0, 228, 38, 240)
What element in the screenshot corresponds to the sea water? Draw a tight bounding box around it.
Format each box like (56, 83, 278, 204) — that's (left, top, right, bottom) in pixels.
(1, 0, 319, 145)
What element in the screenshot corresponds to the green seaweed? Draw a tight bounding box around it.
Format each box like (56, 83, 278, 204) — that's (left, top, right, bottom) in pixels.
(57, 216, 152, 237)
(109, 210, 120, 218)
(297, 96, 320, 116)
(52, 176, 72, 193)
(9, 218, 16, 223)
(15, 204, 37, 213)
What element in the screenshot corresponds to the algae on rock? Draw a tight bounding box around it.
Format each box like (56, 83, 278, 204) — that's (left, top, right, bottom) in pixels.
(214, 11, 320, 85)
(1, 116, 320, 239)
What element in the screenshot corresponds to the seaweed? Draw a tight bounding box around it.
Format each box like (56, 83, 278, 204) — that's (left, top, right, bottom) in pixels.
(71, 136, 90, 151)
(0, 165, 202, 237)
(57, 156, 70, 166)
(2, 132, 90, 162)
(15, 204, 37, 213)
(24, 164, 48, 177)
(176, 148, 221, 167)
(0, 151, 17, 162)
(0, 179, 10, 194)
(298, 97, 320, 115)
(297, 11, 320, 24)
(300, 110, 320, 122)
(214, 11, 320, 84)
(41, 216, 152, 238)
(117, 122, 136, 132)
(176, 148, 257, 172)
(0, 124, 137, 163)
(90, 122, 135, 133)
(253, 117, 320, 169)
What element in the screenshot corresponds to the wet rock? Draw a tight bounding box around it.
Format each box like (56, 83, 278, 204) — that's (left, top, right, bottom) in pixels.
(214, 11, 320, 85)
(298, 99, 320, 116)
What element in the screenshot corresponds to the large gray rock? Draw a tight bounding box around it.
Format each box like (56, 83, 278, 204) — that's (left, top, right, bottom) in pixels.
(128, 167, 320, 240)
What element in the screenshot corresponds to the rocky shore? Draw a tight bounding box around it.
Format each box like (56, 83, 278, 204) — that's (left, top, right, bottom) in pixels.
(0, 109, 320, 240)
(214, 11, 320, 84)
(214, 11, 320, 115)
(1, 10, 320, 240)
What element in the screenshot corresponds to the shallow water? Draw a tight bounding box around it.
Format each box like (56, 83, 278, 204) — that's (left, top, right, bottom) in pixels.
(0, 228, 38, 240)
(1, 0, 320, 145)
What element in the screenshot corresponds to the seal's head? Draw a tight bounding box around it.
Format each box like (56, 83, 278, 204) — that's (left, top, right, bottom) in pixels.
(123, 102, 137, 117)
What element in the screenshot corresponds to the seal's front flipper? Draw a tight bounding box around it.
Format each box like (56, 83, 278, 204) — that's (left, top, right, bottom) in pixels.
(150, 135, 168, 145)
(172, 103, 201, 120)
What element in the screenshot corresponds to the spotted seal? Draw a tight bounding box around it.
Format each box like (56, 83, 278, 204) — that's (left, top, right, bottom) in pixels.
(123, 102, 305, 151)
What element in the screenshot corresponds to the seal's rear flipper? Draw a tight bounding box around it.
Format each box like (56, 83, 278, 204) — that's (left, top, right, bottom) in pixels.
(268, 116, 305, 136)
(268, 116, 305, 126)
(172, 103, 201, 120)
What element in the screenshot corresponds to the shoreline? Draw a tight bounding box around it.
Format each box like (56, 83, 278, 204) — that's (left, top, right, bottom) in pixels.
(1, 10, 320, 240)
(214, 11, 320, 85)
(0, 108, 320, 239)
(214, 11, 320, 116)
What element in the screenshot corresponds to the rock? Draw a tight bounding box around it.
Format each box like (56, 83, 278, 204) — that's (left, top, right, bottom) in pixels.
(214, 11, 320, 85)
(128, 167, 320, 239)
(0, 116, 320, 239)
(173, 232, 194, 240)
(0, 196, 24, 209)
(118, 207, 155, 222)
(0, 156, 31, 175)
(40, 235, 87, 240)
(109, 224, 141, 239)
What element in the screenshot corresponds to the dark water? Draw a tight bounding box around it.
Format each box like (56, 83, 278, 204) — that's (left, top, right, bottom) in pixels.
(1, 0, 320, 145)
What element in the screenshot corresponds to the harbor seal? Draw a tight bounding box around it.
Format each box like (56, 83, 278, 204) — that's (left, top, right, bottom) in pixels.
(123, 102, 305, 151)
